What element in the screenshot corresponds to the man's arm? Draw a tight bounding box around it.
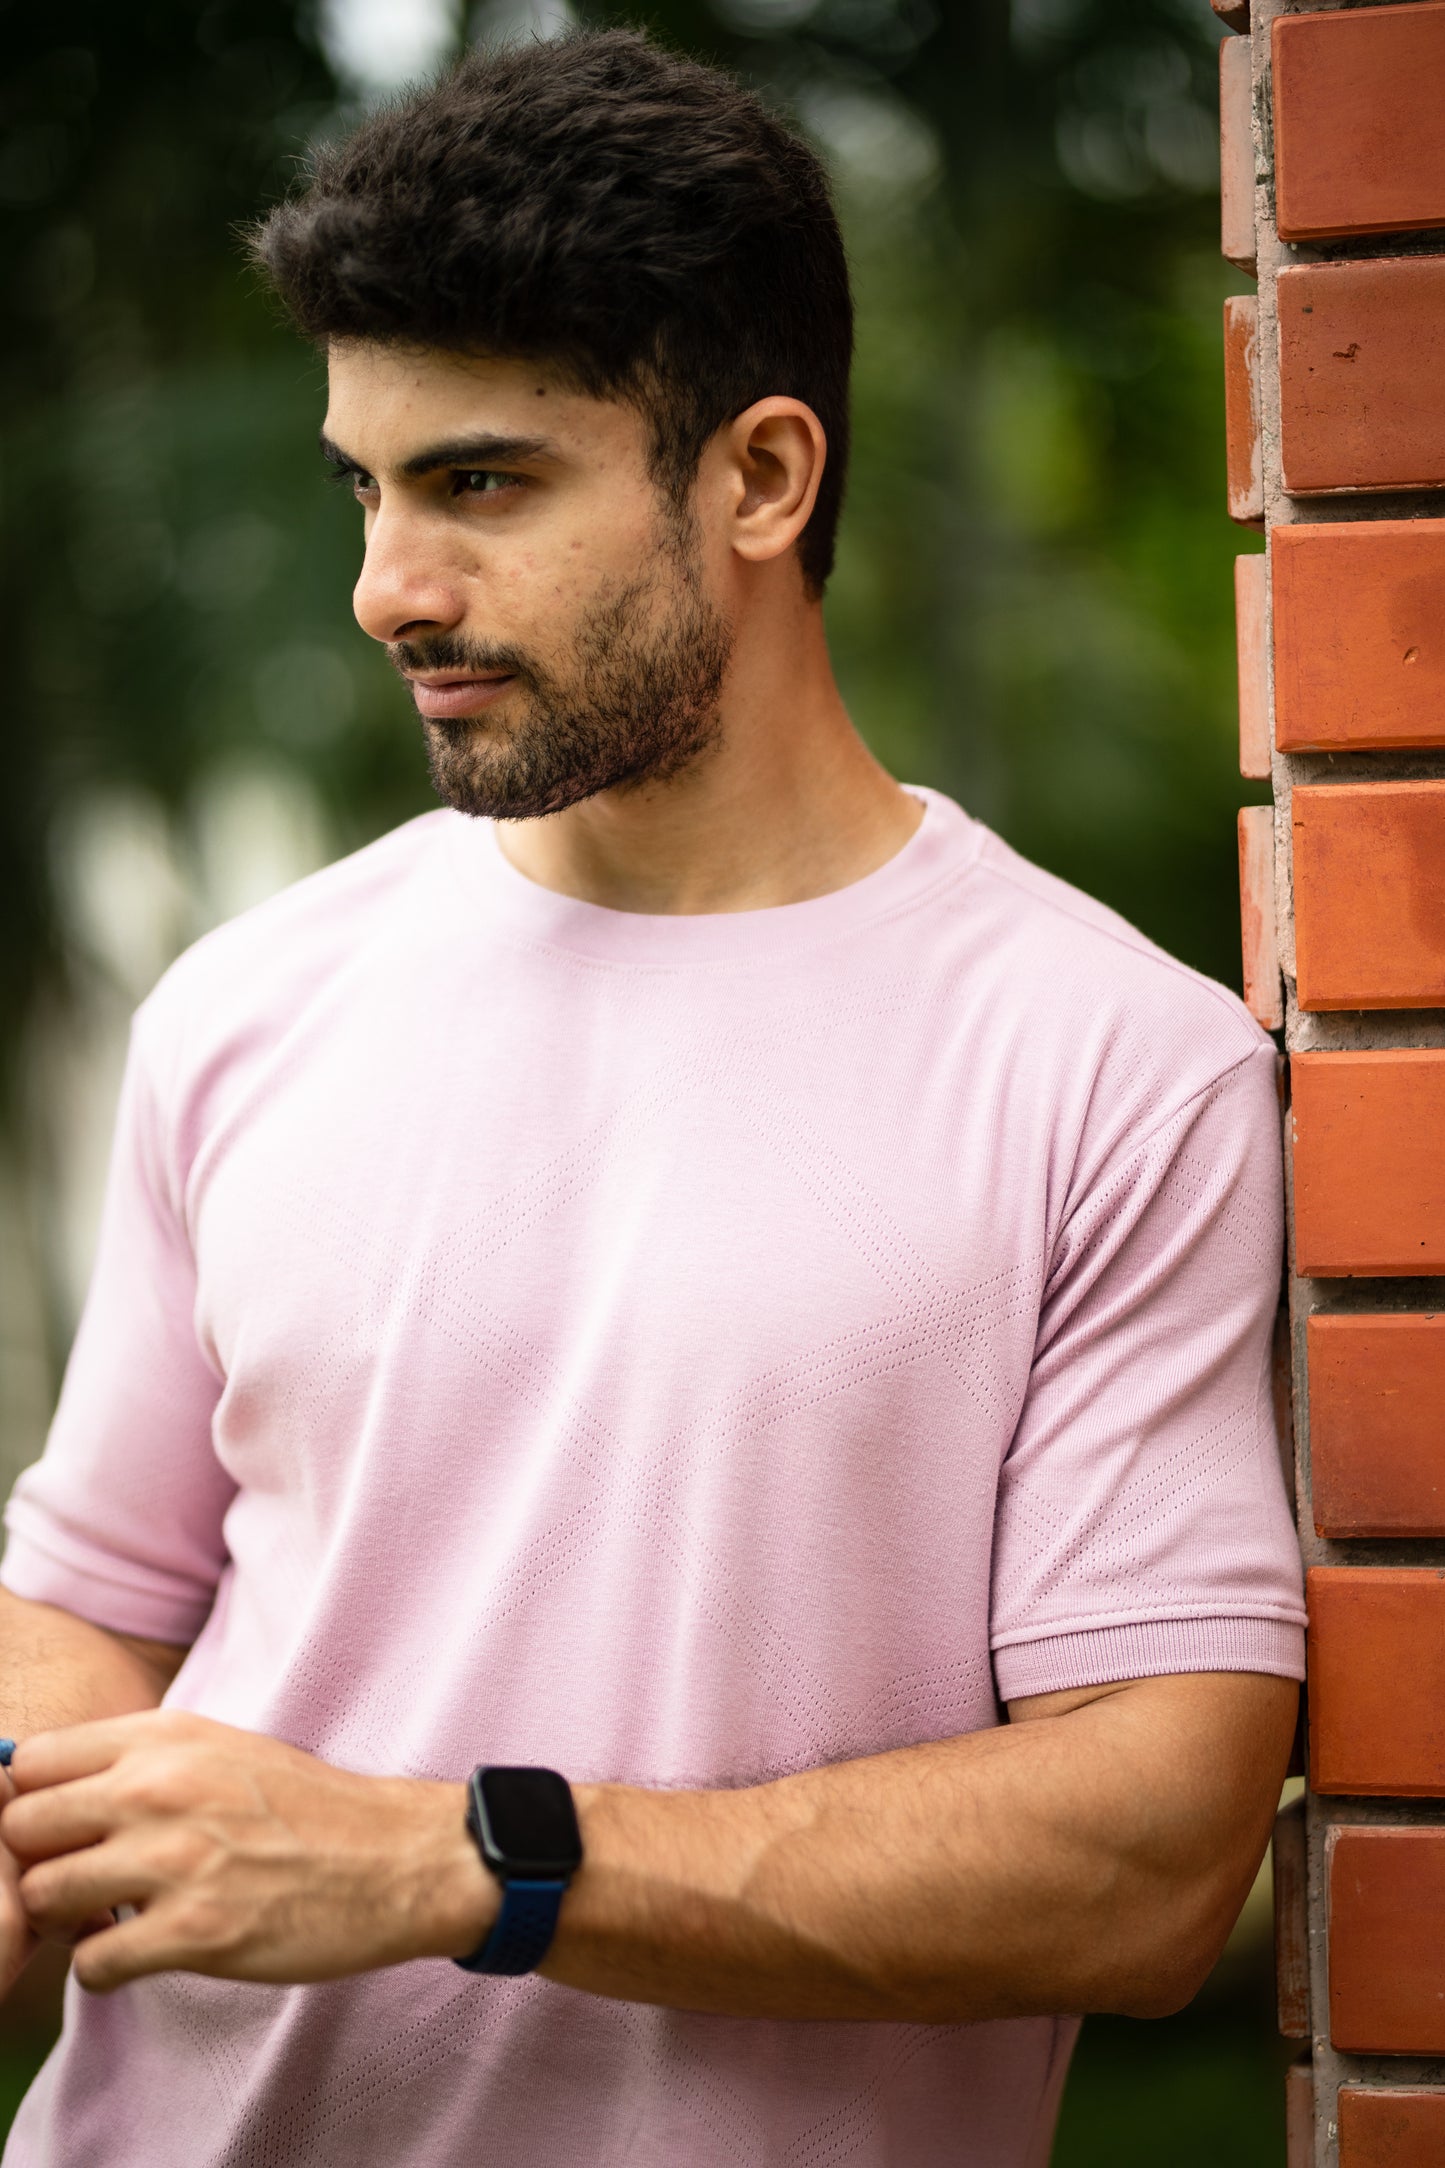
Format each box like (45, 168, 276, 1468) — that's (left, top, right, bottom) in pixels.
(547, 1671, 1295, 2022)
(0, 1587, 188, 1994)
(0, 1588, 187, 1738)
(1, 1666, 1295, 2017)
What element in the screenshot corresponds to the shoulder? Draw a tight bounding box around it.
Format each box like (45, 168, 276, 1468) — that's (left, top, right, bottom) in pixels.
(955, 818, 1270, 1092)
(908, 808, 1278, 1206)
(131, 810, 455, 1094)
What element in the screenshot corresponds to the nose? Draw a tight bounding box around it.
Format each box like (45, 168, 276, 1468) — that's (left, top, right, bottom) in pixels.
(351, 503, 467, 646)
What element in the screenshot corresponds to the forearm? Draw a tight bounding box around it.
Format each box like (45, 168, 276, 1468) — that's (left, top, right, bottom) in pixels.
(0, 1670, 1295, 2010)
(0, 1588, 188, 1990)
(544, 1673, 1297, 2024)
(0, 1587, 185, 1743)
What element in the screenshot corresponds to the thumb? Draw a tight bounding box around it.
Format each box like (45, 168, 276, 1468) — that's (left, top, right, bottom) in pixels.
(0, 1835, 40, 1999)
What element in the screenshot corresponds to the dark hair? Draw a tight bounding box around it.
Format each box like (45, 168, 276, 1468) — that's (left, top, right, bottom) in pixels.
(250, 28, 853, 592)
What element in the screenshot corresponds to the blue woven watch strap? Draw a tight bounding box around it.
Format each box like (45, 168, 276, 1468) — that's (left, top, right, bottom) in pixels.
(455, 1878, 567, 1976)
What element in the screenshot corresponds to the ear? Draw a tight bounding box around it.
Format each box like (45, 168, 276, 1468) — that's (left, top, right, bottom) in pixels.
(721, 397, 827, 573)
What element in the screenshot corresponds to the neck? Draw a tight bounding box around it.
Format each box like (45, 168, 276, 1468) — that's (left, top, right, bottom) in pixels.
(494, 588, 921, 915)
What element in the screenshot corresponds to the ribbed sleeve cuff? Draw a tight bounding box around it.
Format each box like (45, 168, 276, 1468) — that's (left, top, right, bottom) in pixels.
(0, 1519, 216, 1648)
(993, 1614, 1306, 1701)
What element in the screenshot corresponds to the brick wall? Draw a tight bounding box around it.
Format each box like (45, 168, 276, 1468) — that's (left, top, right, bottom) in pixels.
(1217, 2, 1445, 2160)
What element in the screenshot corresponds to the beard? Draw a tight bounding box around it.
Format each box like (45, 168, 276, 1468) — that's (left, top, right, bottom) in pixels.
(393, 527, 734, 823)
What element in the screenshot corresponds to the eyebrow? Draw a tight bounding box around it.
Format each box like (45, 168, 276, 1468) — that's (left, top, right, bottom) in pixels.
(318, 430, 560, 478)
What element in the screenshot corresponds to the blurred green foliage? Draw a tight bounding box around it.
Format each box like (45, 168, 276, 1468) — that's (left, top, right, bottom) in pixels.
(0, 2038, 47, 2139)
(0, 0, 1263, 1129)
(1055, 1977, 1294, 2167)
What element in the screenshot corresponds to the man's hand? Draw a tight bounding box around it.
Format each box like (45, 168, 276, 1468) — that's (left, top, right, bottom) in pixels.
(0, 1712, 498, 1995)
(0, 1588, 197, 1995)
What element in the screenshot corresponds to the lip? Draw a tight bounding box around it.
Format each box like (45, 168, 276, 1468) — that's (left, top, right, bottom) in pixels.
(408, 674, 516, 719)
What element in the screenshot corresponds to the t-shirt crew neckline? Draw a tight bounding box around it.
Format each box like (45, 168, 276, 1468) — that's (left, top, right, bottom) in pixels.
(445, 784, 980, 966)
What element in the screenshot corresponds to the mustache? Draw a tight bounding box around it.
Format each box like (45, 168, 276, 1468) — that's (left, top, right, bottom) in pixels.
(390, 634, 538, 682)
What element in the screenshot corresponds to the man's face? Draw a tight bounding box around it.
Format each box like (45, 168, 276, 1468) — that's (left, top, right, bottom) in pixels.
(322, 342, 734, 821)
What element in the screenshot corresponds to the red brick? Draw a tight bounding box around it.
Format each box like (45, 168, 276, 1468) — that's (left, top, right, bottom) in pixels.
(1292, 1051, 1445, 1277)
(1279, 258, 1445, 495)
(1213, 0, 1249, 34)
(1293, 781, 1445, 1011)
(1220, 36, 1256, 273)
(1329, 1826, 1445, 2052)
(1339, 2087, 1445, 2168)
(1309, 1567, 1445, 1796)
(1274, 1794, 1310, 2038)
(1274, 3, 1445, 243)
(1224, 294, 1264, 524)
(1238, 806, 1281, 1027)
(1286, 2059, 1312, 2168)
(1235, 553, 1270, 777)
(1311, 1313, 1445, 1538)
(1273, 519, 1445, 754)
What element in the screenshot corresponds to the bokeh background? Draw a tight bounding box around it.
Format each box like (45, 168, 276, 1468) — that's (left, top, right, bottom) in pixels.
(0, 0, 1286, 2154)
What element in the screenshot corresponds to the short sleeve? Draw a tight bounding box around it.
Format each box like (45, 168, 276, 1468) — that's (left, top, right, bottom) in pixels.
(1, 1004, 234, 1645)
(990, 1042, 1305, 1702)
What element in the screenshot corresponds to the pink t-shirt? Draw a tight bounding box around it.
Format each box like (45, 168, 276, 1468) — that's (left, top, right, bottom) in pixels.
(2, 789, 1304, 2168)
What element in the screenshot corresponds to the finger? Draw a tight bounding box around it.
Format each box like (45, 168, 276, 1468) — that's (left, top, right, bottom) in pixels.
(0, 1930, 38, 1998)
(0, 1867, 39, 1997)
(8, 1711, 201, 1793)
(32, 1911, 117, 1952)
(19, 1841, 162, 1935)
(2, 1771, 122, 1863)
(71, 1905, 223, 1996)
(69, 1912, 163, 1995)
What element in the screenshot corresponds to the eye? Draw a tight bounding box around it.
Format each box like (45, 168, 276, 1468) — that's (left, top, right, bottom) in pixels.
(326, 461, 377, 501)
(452, 469, 521, 497)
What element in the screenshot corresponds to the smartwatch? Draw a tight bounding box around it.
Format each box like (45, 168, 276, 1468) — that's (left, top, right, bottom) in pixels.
(454, 1765, 583, 1976)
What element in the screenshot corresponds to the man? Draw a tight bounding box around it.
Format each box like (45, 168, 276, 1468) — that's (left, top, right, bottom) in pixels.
(0, 28, 1303, 2167)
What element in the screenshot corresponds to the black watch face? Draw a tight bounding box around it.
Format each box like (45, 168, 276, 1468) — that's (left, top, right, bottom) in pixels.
(476, 1766, 583, 1877)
